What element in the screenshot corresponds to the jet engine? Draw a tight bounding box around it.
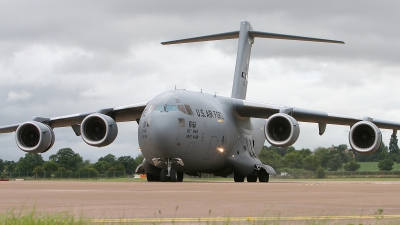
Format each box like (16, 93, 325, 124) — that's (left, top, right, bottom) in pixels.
(264, 113, 300, 147)
(15, 121, 55, 153)
(80, 113, 118, 147)
(349, 121, 382, 155)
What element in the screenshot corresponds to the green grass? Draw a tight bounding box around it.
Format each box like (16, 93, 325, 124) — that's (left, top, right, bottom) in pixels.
(2, 209, 400, 225)
(358, 162, 400, 171)
(0, 208, 87, 225)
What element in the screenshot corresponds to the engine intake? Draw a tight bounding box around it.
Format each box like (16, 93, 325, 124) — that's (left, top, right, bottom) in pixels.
(349, 121, 382, 155)
(81, 113, 118, 147)
(264, 113, 300, 147)
(15, 121, 55, 153)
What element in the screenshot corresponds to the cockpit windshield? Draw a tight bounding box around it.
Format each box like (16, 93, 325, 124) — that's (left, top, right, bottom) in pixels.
(149, 104, 194, 115)
(153, 105, 178, 112)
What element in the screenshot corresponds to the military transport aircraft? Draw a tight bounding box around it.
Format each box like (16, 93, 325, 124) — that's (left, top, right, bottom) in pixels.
(1, 20, 400, 182)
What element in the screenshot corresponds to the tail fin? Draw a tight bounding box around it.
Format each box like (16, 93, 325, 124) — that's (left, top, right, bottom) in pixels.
(162, 20, 344, 100)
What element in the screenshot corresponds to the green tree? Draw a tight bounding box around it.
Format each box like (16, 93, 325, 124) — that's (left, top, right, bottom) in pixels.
(343, 161, 360, 171)
(49, 148, 83, 171)
(43, 161, 59, 172)
(264, 145, 283, 156)
(108, 164, 125, 171)
(33, 166, 44, 173)
(134, 154, 145, 167)
(258, 147, 283, 169)
(0, 158, 4, 172)
(117, 156, 137, 174)
(3, 160, 16, 172)
(282, 146, 296, 156)
(327, 152, 343, 171)
(282, 151, 304, 169)
(78, 164, 98, 173)
(378, 158, 394, 171)
(298, 148, 312, 158)
(302, 155, 321, 171)
(314, 148, 331, 169)
(388, 134, 400, 163)
(58, 167, 71, 173)
(98, 154, 117, 164)
(93, 161, 111, 172)
(16, 153, 44, 172)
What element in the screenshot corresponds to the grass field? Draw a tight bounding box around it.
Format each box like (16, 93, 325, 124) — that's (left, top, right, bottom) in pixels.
(1, 209, 399, 225)
(358, 162, 400, 171)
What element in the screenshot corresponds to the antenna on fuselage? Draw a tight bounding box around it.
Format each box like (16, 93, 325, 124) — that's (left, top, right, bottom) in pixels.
(161, 20, 344, 100)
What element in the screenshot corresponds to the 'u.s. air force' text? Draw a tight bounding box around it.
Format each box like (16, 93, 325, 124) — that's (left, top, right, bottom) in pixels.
(195, 109, 224, 119)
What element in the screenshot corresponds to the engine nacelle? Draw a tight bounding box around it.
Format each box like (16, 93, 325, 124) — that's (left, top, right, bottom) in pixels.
(80, 113, 118, 147)
(264, 113, 300, 147)
(15, 121, 55, 153)
(349, 121, 382, 155)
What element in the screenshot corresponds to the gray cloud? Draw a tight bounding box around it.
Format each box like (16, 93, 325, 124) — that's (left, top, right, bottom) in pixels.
(1, 1, 400, 161)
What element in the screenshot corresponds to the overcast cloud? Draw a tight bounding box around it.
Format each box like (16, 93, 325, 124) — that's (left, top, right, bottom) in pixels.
(1, 1, 400, 162)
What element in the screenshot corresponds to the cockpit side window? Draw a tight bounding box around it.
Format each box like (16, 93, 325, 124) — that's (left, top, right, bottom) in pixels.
(184, 104, 194, 116)
(178, 118, 185, 127)
(178, 105, 187, 114)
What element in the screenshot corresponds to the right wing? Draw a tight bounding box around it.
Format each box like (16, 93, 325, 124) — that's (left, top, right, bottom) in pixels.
(0, 102, 147, 153)
(0, 102, 147, 134)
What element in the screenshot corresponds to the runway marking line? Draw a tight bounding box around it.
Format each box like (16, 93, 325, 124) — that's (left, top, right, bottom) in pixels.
(88, 214, 400, 223)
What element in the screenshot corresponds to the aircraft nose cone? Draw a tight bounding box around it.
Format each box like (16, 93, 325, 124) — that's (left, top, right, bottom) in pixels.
(150, 115, 177, 149)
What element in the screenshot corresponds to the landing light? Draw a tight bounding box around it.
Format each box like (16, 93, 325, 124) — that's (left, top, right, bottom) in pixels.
(217, 148, 224, 153)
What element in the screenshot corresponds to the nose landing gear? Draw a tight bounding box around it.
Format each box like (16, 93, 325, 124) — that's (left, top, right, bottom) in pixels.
(153, 158, 184, 182)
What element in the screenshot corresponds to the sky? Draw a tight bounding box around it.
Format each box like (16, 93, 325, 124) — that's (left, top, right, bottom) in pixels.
(1, 1, 400, 162)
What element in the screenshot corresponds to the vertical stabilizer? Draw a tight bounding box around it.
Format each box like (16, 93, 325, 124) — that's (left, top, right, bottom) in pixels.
(161, 21, 344, 100)
(231, 21, 253, 100)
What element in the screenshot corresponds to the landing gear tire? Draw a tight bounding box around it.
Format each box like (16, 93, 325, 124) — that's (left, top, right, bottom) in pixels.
(246, 175, 257, 182)
(170, 169, 178, 182)
(234, 172, 245, 182)
(147, 173, 157, 182)
(177, 172, 184, 182)
(258, 170, 269, 182)
(160, 169, 167, 182)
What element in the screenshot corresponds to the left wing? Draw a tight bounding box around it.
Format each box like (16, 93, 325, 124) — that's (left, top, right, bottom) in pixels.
(235, 99, 400, 154)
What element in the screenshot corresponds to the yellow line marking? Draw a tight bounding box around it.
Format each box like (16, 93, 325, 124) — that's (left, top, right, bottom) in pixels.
(88, 214, 400, 223)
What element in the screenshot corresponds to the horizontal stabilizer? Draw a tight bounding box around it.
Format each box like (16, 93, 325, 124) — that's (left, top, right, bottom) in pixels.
(161, 31, 239, 45)
(161, 30, 344, 45)
(248, 31, 344, 44)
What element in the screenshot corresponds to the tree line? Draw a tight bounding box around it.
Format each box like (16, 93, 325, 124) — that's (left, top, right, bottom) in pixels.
(0, 148, 144, 175)
(0, 135, 399, 175)
(258, 134, 400, 173)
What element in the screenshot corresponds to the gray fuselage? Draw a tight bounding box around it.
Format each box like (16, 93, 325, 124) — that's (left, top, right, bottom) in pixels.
(138, 90, 265, 175)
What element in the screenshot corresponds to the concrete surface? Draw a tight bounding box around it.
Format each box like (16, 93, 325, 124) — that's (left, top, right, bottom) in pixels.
(1, 180, 400, 222)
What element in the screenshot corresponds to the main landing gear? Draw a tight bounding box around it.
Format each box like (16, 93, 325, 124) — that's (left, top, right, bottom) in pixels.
(234, 170, 269, 183)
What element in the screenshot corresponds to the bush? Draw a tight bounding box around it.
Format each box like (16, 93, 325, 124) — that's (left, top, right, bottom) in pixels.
(343, 161, 360, 171)
(378, 158, 394, 171)
(316, 167, 325, 179)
